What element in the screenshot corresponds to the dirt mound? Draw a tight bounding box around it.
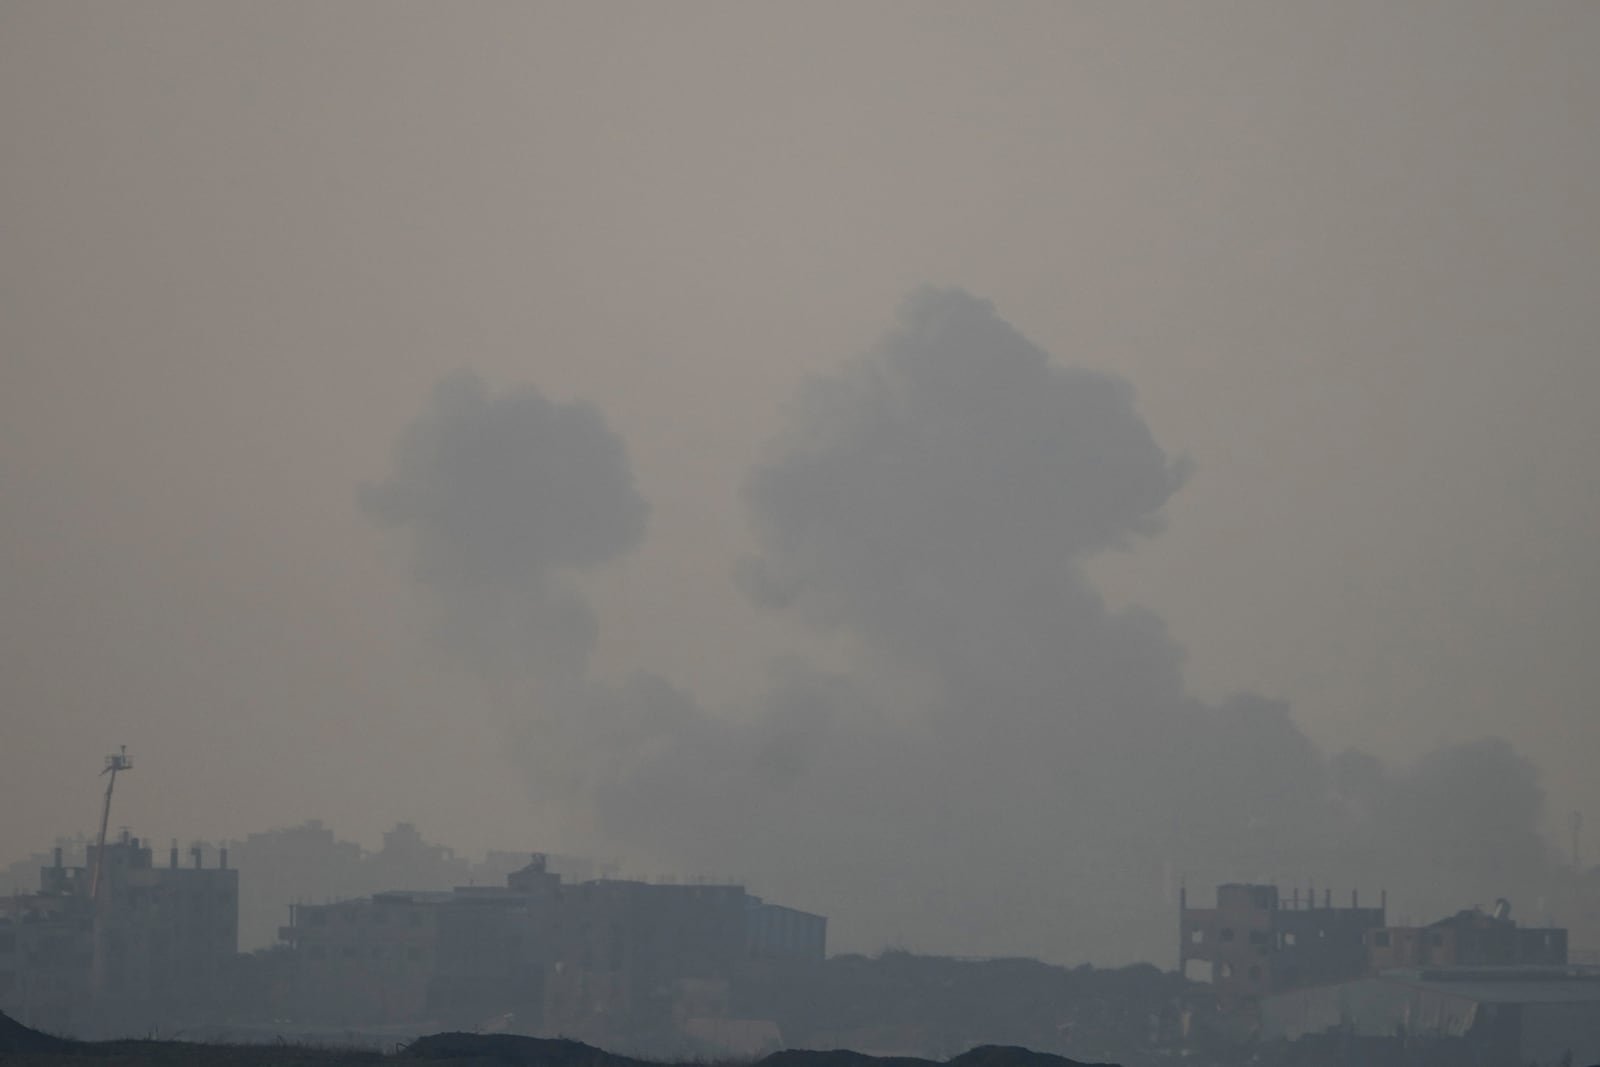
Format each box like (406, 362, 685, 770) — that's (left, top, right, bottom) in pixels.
(402, 1033, 650, 1067)
(946, 1045, 1115, 1067)
(758, 1050, 937, 1067)
(0, 1009, 76, 1055)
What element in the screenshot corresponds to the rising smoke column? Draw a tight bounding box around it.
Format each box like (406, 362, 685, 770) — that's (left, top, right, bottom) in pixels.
(739, 288, 1193, 734)
(360, 369, 648, 680)
(722, 288, 1552, 956)
(723, 288, 1322, 955)
(363, 296, 1559, 964)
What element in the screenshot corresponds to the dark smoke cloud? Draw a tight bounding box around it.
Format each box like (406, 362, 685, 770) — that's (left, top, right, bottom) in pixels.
(367, 293, 1561, 964)
(361, 370, 648, 676)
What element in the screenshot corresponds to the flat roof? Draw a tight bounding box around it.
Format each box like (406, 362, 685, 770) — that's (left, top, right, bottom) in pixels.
(1376, 967, 1600, 1005)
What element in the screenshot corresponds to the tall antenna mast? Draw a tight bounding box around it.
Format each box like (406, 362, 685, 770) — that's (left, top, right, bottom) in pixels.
(89, 746, 132, 901)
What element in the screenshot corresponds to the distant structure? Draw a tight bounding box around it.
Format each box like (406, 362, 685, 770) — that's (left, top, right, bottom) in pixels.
(1366, 898, 1567, 970)
(1262, 967, 1600, 1061)
(278, 853, 825, 1047)
(1182, 883, 1572, 1019)
(0, 751, 236, 1034)
(1179, 883, 1386, 1009)
(0, 829, 238, 1034)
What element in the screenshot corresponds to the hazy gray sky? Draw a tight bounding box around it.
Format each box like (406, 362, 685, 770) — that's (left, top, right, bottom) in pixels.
(4, 3, 1598, 962)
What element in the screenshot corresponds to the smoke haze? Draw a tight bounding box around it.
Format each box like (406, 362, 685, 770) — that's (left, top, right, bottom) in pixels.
(360, 370, 648, 677)
(363, 289, 1563, 963)
(4, 3, 1598, 966)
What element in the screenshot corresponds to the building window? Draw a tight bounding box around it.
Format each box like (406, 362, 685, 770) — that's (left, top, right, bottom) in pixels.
(1220, 928, 1235, 943)
(1248, 965, 1261, 981)
(1373, 931, 1391, 947)
(407, 947, 422, 964)
(1282, 932, 1297, 947)
(1190, 929, 1203, 944)
(1248, 930, 1268, 946)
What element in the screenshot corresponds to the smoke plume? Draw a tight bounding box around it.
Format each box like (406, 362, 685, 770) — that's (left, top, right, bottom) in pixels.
(365, 292, 1559, 964)
(360, 370, 648, 678)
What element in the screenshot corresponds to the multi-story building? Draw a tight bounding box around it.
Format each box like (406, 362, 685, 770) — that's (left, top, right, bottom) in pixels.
(1182, 882, 1573, 1019)
(1365, 899, 1567, 970)
(1179, 883, 1387, 1009)
(0, 876, 91, 1034)
(0, 831, 238, 1033)
(746, 898, 829, 961)
(278, 854, 826, 1043)
(544, 879, 751, 1042)
(280, 889, 448, 1024)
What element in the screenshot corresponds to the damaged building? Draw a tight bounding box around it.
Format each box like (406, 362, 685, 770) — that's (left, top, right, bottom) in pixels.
(1366, 898, 1567, 970)
(1180, 884, 1570, 1005)
(1184, 882, 1593, 1063)
(1179, 883, 1387, 1009)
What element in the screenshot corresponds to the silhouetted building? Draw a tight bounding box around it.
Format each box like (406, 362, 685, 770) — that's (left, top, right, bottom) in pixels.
(1366, 898, 1567, 970)
(1179, 883, 1386, 1009)
(278, 854, 825, 1044)
(0, 831, 238, 1033)
(747, 898, 829, 961)
(1262, 966, 1600, 1062)
(544, 879, 752, 1042)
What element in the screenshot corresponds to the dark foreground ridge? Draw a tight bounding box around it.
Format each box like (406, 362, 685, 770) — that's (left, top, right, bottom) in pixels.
(0, 1009, 1114, 1067)
(0, 1007, 77, 1056)
(402, 1036, 1111, 1067)
(10, 1013, 1600, 1067)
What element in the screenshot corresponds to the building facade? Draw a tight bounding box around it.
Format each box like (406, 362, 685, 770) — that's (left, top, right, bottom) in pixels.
(278, 855, 826, 1044)
(1179, 883, 1386, 1009)
(0, 831, 238, 1034)
(1366, 900, 1567, 971)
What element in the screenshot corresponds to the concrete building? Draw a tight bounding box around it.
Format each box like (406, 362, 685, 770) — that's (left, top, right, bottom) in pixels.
(281, 889, 448, 1024)
(278, 854, 826, 1046)
(1261, 967, 1600, 1064)
(543, 879, 752, 1043)
(1366, 900, 1567, 971)
(1179, 883, 1386, 1009)
(0, 885, 90, 1034)
(0, 831, 238, 1033)
(747, 898, 829, 961)
(279, 854, 563, 1027)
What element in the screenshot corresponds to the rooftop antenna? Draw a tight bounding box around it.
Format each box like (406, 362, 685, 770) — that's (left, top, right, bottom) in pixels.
(1572, 811, 1583, 870)
(89, 746, 132, 901)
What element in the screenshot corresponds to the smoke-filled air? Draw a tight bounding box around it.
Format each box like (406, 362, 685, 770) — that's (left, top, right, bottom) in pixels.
(363, 289, 1557, 965)
(6, 10, 1600, 1057)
